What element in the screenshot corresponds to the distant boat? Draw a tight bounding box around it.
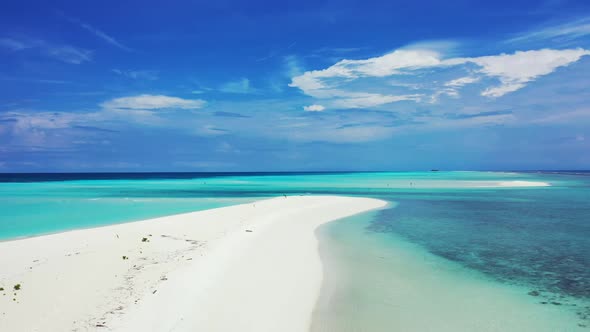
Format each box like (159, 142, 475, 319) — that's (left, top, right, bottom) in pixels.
(430, 169, 439, 172)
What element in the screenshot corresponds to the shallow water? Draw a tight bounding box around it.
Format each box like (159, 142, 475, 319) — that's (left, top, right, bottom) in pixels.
(0, 171, 552, 239)
(312, 210, 588, 331)
(1, 171, 588, 329)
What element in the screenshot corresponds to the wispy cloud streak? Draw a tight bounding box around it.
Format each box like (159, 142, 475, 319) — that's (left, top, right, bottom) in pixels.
(509, 16, 590, 44)
(59, 11, 132, 51)
(0, 37, 92, 64)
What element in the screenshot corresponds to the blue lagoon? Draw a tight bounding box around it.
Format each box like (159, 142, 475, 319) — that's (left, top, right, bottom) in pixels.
(0, 171, 588, 330)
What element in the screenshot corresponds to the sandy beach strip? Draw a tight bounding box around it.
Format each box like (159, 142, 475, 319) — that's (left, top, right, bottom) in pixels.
(0, 195, 387, 332)
(465, 180, 551, 188)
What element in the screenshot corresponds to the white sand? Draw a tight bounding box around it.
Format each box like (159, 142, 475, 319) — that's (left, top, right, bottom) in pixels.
(496, 180, 550, 187)
(468, 180, 551, 187)
(0, 195, 386, 332)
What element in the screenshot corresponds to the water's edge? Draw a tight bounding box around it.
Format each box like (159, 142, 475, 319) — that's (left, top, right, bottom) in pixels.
(311, 207, 588, 331)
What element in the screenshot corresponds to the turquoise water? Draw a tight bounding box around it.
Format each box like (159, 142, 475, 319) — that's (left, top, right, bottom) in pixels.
(1, 171, 589, 328)
(0, 171, 553, 240)
(313, 209, 589, 331)
(0, 178, 258, 239)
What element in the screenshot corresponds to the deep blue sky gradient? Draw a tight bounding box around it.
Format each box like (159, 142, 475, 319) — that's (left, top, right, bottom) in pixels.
(1, 0, 589, 171)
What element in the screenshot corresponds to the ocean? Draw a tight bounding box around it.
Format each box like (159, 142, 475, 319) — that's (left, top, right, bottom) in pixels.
(0, 171, 588, 330)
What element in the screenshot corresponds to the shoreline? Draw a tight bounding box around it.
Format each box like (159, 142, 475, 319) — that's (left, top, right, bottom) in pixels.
(0, 195, 386, 332)
(0, 175, 551, 242)
(0, 196, 258, 243)
(312, 208, 587, 332)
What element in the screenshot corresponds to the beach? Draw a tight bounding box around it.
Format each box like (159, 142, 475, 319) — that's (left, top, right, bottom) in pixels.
(0, 172, 587, 332)
(0, 195, 386, 332)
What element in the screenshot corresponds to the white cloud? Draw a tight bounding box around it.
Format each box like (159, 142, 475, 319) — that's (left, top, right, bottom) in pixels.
(481, 83, 527, 98)
(433, 76, 480, 101)
(429, 89, 459, 103)
(333, 49, 442, 77)
(102, 94, 205, 110)
(0, 111, 103, 149)
(4, 111, 77, 130)
(1, 94, 209, 149)
(455, 48, 590, 97)
(290, 49, 442, 96)
(445, 76, 480, 87)
(290, 46, 590, 107)
(303, 104, 325, 112)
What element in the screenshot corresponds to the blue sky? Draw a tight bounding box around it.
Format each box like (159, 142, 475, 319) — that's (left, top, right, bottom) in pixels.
(1, 0, 590, 171)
